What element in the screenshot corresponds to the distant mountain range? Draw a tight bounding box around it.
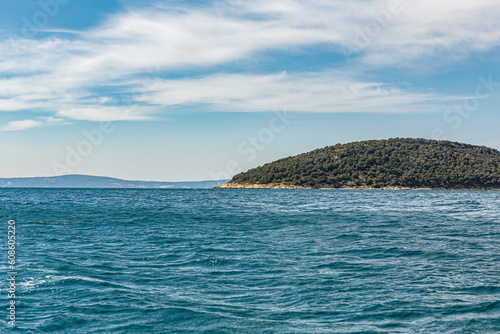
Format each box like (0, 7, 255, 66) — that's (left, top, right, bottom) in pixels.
(0, 175, 229, 189)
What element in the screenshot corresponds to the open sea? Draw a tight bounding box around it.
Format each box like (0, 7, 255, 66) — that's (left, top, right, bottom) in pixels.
(1, 189, 499, 333)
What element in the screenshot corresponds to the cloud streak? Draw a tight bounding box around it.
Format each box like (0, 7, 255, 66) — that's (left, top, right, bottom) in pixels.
(136, 71, 465, 113)
(2, 119, 43, 131)
(1, 117, 67, 131)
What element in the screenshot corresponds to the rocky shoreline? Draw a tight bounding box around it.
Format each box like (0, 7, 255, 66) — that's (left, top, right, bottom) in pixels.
(215, 182, 500, 191)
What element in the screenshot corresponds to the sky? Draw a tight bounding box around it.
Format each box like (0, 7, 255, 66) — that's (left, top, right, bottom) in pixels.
(0, 0, 499, 181)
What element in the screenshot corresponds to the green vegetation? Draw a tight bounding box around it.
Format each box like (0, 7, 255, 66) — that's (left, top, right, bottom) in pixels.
(230, 138, 500, 189)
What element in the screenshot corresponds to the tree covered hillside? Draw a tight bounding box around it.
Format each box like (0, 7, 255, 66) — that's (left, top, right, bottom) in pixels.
(229, 138, 500, 189)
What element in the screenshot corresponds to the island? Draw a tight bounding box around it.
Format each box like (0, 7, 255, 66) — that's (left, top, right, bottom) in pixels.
(216, 138, 500, 190)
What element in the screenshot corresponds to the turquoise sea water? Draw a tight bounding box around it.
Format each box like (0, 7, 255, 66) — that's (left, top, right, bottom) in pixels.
(1, 189, 499, 333)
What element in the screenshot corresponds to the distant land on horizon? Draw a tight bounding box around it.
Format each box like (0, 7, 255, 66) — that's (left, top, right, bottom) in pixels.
(218, 138, 500, 190)
(0, 175, 229, 189)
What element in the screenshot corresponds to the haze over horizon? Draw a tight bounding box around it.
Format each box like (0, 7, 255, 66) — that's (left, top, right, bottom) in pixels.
(1, 0, 499, 181)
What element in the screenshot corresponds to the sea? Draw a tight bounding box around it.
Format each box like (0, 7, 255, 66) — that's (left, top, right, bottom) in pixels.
(0, 189, 499, 333)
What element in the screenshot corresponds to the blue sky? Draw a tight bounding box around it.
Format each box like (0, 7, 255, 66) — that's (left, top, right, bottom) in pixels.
(0, 0, 499, 181)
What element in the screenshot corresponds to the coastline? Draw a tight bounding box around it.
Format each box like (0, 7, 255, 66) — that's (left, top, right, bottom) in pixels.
(215, 182, 500, 191)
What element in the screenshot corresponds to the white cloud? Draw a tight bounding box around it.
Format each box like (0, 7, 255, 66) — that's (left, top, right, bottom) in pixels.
(1, 116, 68, 131)
(4, 0, 500, 73)
(0, 98, 48, 111)
(2, 119, 43, 131)
(0, 0, 498, 122)
(57, 107, 153, 121)
(136, 70, 465, 113)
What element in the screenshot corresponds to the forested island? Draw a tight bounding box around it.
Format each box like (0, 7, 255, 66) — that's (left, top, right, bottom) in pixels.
(217, 138, 500, 190)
